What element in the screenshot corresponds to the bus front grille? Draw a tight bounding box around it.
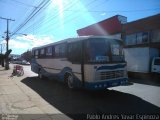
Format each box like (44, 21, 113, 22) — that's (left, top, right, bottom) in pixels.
(99, 70, 124, 80)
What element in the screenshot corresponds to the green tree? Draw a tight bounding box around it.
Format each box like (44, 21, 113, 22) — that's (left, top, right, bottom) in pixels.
(21, 50, 32, 62)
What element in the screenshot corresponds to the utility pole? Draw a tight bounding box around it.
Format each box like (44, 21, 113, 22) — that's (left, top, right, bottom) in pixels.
(0, 17, 15, 70)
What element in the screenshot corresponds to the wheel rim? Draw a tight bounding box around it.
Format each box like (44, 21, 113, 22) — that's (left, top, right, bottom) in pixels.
(39, 72, 42, 79)
(67, 75, 74, 89)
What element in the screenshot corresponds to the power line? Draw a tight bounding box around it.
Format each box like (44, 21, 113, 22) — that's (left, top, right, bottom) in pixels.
(11, 0, 46, 36)
(39, 0, 106, 32)
(23, 3, 160, 35)
(10, 0, 160, 36)
(8, 0, 38, 8)
(14, 0, 160, 38)
(61, 7, 160, 13)
(18, 0, 79, 34)
(11, 0, 50, 37)
(20, 0, 98, 34)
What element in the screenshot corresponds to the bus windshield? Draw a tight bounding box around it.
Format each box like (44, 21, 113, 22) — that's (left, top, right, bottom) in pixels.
(85, 38, 124, 63)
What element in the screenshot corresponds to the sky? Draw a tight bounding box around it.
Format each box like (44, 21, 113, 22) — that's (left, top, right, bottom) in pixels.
(0, 0, 160, 55)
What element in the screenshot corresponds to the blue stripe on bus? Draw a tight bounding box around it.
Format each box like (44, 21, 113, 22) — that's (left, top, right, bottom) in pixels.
(96, 64, 126, 71)
(33, 64, 83, 88)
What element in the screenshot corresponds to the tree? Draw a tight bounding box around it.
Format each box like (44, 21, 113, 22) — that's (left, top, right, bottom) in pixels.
(21, 50, 32, 62)
(0, 54, 4, 67)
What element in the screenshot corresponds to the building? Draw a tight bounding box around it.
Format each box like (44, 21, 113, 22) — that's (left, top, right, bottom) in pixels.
(77, 15, 127, 39)
(77, 14, 160, 78)
(122, 14, 160, 78)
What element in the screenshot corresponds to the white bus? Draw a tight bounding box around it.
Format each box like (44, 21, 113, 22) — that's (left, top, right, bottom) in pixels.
(31, 36, 128, 90)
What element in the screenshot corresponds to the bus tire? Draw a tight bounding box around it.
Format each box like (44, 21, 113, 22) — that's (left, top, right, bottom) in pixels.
(65, 73, 74, 89)
(38, 69, 44, 79)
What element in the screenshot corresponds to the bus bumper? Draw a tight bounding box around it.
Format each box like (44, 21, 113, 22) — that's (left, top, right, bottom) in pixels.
(84, 78, 128, 90)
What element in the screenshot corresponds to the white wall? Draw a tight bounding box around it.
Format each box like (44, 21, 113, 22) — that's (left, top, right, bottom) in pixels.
(124, 47, 150, 73)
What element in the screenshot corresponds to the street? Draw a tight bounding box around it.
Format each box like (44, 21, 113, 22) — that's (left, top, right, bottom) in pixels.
(0, 64, 160, 120)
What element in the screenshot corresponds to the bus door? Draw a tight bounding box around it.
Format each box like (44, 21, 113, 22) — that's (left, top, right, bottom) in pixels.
(67, 41, 85, 85)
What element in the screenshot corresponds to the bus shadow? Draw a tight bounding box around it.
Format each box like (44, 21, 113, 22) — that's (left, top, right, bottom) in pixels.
(129, 77, 160, 87)
(21, 77, 160, 119)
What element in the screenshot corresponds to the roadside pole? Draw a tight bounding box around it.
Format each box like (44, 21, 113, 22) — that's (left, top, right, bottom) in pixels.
(0, 17, 15, 70)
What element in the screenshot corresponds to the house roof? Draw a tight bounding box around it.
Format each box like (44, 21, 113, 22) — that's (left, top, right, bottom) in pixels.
(77, 15, 126, 36)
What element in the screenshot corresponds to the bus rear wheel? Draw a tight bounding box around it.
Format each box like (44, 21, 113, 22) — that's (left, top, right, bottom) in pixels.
(38, 70, 44, 79)
(66, 74, 74, 89)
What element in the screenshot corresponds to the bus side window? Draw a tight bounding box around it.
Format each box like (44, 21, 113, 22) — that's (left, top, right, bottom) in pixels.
(68, 42, 82, 63)
(35, 50, 39, 58)
(52, 46, 55, 57)
(39, 48, 45, 58)
(68, 43, 72, 61)
(46, 46, 53, 57)
(32, 50, 35, 58)
(55, 44, 66, 58)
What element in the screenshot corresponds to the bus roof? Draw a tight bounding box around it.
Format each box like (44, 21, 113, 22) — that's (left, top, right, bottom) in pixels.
(32, 35, 122, 50)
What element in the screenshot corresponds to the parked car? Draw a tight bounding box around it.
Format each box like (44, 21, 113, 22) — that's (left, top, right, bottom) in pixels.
(151, 57, 160, 74)
(12, 60, 22, 64)
(21, 60, 30, 65)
